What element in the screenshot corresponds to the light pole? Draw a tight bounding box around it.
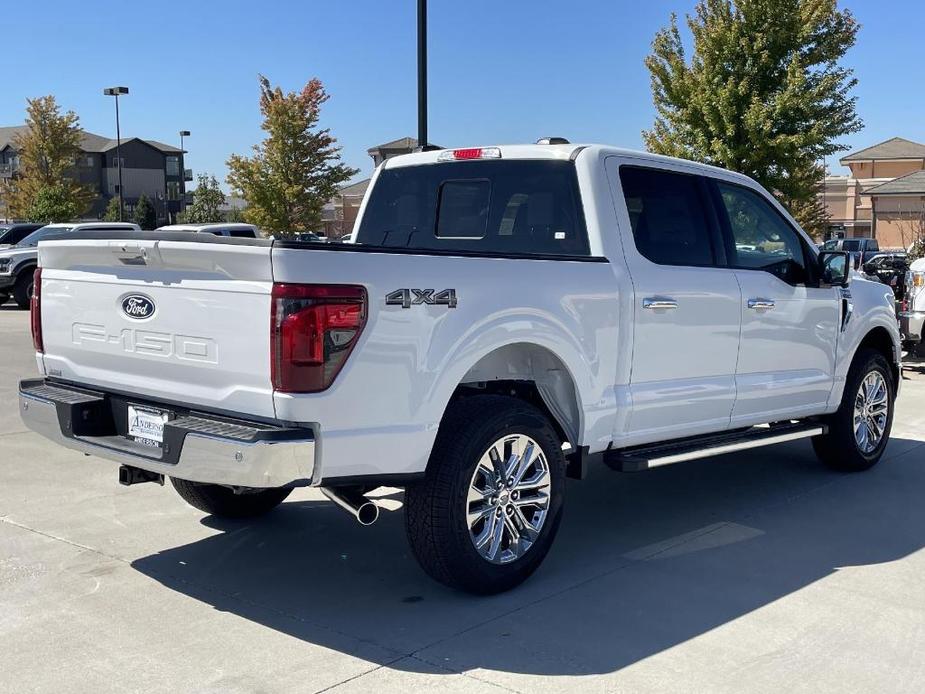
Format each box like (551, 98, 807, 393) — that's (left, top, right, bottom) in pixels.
(417, 0, 427, 150)
(103, 87, 129, 221)
(178, 130, 190, 224)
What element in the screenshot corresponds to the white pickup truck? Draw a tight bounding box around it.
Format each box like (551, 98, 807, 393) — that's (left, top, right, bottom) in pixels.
(20, 142, 901, 594)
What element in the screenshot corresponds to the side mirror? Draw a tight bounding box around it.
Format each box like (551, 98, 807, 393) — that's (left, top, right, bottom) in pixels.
(820, 251, 850, 287)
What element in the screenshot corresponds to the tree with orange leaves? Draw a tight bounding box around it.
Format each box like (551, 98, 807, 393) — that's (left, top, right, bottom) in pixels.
(227, 75, 357, 235)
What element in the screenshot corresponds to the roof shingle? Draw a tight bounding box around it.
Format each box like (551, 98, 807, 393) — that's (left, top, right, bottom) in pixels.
(841, 137, 925, 163)
(866, 169, 925, 196)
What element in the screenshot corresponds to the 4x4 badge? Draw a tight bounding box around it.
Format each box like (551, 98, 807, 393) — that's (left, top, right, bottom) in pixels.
(386, 288, 457, 309)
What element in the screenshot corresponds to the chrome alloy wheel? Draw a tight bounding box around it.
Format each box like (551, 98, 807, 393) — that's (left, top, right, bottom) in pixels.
(466, 434, 551, 565)
(853, 370, 889, 454)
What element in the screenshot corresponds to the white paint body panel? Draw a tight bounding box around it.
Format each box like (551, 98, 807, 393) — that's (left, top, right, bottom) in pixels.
(30, 145, 902, 484)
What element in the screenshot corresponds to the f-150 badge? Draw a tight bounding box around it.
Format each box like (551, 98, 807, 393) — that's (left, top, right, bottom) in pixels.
(386, 288, 457, 309)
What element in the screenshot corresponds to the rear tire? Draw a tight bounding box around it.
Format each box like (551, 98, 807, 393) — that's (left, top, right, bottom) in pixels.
(813, 349, 894, 472)
(170, 478, 292, 518)
(13, 272, 33, 310)
(404, 395, 566, 594)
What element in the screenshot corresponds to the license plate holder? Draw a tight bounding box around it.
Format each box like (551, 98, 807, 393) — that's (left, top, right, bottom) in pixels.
(127, 405, 170, 448)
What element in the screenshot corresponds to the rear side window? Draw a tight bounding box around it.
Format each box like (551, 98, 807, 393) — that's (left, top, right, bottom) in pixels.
(228, 228, 257, 238)
(355, 160, 589, 256)
(619, 166, 716, 267)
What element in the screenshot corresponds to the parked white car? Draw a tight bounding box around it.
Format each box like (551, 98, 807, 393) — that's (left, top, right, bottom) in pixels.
(20, 142, 901, 593)
(0, 221, 140, 308)
(155, 223, 261, 238)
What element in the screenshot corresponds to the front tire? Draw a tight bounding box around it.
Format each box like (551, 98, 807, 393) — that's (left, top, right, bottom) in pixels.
(404, 395, 566, 594)
(813, 349, 894, 472)
(170, 478, 292, 518)
(13, 272, 33, 310)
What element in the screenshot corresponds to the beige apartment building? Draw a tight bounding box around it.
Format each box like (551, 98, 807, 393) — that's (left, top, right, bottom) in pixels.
(822, 137, 925, 248)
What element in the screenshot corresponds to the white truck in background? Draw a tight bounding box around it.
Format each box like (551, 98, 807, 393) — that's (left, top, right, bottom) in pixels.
(20, 142, 901, 593)
(900, 258, 925, 357)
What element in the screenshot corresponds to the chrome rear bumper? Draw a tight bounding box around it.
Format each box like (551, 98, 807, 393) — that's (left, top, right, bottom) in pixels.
(19, 379, 315, 488)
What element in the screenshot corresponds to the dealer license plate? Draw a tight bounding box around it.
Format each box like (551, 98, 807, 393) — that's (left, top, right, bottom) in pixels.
(127, 405, 169, 448)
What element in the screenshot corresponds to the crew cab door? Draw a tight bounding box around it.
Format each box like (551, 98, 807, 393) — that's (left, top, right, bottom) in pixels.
(710, 180, 839, 423)
(609, 162, 742, 443)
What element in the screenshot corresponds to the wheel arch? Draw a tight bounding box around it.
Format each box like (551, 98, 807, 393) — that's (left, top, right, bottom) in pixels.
(856, 325, 900, 391)
(445, 342, 583, 451)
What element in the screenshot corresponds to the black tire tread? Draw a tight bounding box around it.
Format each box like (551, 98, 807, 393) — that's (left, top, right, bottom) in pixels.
(813, 348, 894, 472)
(170, 478, 292, 518)
(13, 272, 32, 310)
(404, 394, 565, 594)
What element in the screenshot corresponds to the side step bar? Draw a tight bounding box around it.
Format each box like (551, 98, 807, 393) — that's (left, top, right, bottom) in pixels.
(606, 422, 826, 472)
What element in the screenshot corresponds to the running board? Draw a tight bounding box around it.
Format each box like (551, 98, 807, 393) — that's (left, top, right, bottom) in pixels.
(607, 422, 826, 472)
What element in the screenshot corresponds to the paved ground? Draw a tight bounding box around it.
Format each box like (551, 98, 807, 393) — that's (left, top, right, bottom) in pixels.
(2, 305, 925, 693)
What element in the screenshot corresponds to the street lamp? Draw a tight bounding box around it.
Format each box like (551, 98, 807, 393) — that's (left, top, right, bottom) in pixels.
(417, 0, 427, 150)
(103, 86, 129, 221)
(177, 130, 191, 224)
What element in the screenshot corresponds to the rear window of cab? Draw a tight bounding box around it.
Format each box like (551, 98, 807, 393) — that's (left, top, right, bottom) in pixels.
(355, 160, 590, 256)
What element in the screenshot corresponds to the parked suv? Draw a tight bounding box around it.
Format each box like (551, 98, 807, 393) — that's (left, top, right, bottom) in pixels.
(0, 223, 43, 248)
(0, 222, 141, 308)
(20, 144, 900, 593)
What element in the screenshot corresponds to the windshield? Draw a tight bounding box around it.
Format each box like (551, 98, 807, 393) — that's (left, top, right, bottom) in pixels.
(355, 160, 589, 256)
(17, 226, 73, 246)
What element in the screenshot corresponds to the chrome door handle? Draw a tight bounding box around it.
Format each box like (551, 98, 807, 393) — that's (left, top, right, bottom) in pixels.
(747, 298, 776, 310)
(642, 297, 678, 310)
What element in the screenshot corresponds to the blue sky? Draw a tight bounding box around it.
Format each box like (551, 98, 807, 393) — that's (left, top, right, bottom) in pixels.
(3, 0, 923, 189)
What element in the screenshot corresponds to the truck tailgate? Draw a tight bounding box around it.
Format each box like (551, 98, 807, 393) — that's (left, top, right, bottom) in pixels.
(37, 237, 276, 418)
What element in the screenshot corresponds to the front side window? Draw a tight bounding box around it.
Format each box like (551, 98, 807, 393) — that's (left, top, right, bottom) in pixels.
(355, 160, 589, 256)
(716, 182, 809, 285)
(619, 166, 716, 267)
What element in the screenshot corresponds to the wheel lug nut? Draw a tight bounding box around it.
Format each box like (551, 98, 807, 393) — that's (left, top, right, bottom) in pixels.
(506, 506, 514, 515)
(496, 508, 502, 517)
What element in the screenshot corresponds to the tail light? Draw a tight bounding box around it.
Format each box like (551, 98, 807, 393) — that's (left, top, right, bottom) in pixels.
(270, 284, 367, 393)
(30, 267, 43, 353)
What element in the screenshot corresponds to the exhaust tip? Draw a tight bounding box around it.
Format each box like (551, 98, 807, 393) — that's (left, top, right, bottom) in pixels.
(356, 501, 380, 526)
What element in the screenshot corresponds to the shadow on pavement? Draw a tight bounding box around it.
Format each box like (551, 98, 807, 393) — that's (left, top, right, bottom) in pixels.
(131, 436, 925, 676)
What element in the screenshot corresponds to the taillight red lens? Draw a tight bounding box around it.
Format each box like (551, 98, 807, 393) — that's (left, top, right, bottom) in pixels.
(270, 284, 367, 393)
(31, 267, 43, 353)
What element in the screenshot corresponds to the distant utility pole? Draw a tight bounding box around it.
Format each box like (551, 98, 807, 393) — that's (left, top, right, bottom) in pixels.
(417, 0, 427, 149)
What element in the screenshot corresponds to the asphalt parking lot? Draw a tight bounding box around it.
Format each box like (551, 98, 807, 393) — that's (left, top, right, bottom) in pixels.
(2, 306, 925, 694)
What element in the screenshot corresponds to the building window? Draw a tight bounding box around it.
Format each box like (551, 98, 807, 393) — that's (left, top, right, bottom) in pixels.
(166, 156, 180, 177)
(111, 156, 124, 167)
(166, 181, 182, 201)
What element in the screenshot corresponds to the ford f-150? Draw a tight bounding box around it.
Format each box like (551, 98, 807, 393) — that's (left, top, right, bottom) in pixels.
(19, 142, 901, 593)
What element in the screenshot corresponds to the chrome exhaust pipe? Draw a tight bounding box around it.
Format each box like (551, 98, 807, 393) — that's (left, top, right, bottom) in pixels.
(320, 487, 380, 526)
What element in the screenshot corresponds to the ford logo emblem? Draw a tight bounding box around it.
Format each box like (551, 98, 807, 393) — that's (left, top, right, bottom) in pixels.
(121, 294, 155, 319)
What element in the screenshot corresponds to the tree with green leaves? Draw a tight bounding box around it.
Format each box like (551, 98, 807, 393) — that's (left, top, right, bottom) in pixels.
(133, 193, 157, 230)
(643, 0, 861, 238)
(4, 96, 94, 222)
(102, 197, 121, 222)
(227, 75, 357, 235)
(183, 173, 226, 224)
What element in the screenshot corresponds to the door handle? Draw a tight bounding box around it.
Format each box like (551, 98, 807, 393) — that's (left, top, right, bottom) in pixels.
(642, 297, 678, 310)
(747, 298, 776, 310)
